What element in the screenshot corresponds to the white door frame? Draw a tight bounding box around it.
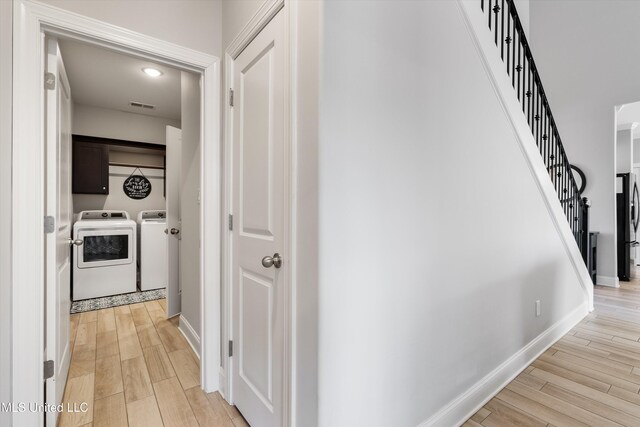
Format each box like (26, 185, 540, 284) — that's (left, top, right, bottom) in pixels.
(221, 1, 294, 426)
(11, 1, 221, 424)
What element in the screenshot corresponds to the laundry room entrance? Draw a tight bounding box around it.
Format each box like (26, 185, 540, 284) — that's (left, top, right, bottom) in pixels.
(43, 35, 213, 426)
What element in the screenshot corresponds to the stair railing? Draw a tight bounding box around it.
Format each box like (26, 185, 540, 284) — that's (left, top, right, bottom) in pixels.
(480, 0, 588, 259)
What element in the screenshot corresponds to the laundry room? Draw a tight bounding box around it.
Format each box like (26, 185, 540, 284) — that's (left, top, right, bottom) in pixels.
(55, 37, 204, 358)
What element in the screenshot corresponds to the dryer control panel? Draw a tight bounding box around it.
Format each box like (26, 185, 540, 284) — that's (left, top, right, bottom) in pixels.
(80, 211, 129, 220)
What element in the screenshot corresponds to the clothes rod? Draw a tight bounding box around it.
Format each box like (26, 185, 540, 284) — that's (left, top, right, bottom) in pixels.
(109, 162, 165, 170)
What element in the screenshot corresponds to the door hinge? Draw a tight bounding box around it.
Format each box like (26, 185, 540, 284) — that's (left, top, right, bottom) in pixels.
(44, 72, 56, 90)
(229, 89, 234, 107)
(228, 340, 233, 357)
(228, 214, 233, 231)
(44, 216, 55, 234)
(43, 360, 54, 380)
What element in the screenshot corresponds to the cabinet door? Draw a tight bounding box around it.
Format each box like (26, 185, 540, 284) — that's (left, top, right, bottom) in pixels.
(72, 141, 109, 194)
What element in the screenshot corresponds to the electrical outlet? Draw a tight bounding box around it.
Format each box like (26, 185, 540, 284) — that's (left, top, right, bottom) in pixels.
(535, 300, 541, 317)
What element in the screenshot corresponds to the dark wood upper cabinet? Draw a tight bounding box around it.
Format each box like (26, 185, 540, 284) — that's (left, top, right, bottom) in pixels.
(73, 141, 109, 194)
(72, 134, 166, 195)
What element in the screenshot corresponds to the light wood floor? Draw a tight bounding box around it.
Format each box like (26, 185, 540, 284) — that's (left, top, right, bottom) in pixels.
(60, 299, 248, 427)
(465, 274, 640, 426)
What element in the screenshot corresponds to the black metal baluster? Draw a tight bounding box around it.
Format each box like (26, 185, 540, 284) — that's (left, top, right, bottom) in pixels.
(493, 2, 499, 45)
(555, 131, 560, 192)
(522, 55, 527, 113)
(538, 89, 543, 150)
(547, 109, 552, 174)
(536, 81, 541, 148)
(517, 30, 522, 102)
(506, 5, 511, 74)
(550, 129, 555, 188)
(556, 133, 562, 196)
(488, 0, 493, 29)
(569, 174, 573, 229)
(527, 64, 532, 126)
(543, 106, 548, 167)
(548, 110, 552, 176)
(543, 106, 547, 166)
(501, 0, 505, 59)
(567, 158, 572, 220)
(547, 111, 552, 184)
(535, 83, 540, 146)
(547, 112, 557, 184)
(556, 132, 568, 201)
(535, 85, 540, 148)
(512, 23, 517, 88)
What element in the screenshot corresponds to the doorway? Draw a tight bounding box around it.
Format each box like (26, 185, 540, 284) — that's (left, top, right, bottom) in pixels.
(11, 3, 221, 425)
(614, 101, 640, 282)
(44, 35, 209, 426)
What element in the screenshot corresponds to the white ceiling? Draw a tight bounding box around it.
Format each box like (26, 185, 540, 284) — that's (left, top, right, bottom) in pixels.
(59, 39, 182, 120)
(617, 101, 640, 138)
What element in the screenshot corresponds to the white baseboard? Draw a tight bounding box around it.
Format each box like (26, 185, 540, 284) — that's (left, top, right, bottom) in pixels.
(179, 315, 201, 359)
(419, 303, 588, 427)
(218, 369, 228, 400)
(596, 275, 620, 288)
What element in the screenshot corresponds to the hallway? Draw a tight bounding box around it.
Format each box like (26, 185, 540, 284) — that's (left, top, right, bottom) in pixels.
(59, 300, 248, 427)
(466, 277, 640, 426)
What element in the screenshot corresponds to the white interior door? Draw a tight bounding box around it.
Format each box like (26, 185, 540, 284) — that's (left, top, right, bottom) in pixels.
(166, 125, 182, 317)
(231, 10, 286, 427)
(45, 37, 72, 427)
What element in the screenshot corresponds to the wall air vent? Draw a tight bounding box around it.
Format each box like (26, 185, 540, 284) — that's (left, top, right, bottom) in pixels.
(129, 101, 156, 110)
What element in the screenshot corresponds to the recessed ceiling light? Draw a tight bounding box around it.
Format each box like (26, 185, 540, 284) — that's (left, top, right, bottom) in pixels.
(142, 67, 163, 77)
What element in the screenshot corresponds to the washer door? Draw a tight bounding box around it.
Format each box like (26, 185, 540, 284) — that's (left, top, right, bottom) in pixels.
(75, 227, 134, 268)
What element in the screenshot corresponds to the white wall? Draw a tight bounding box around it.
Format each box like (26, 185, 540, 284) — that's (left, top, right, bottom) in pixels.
(179, 72, 202, 347)
(0, 1, 12, 424)
(317, 1, 586, 425)
(73, 165, 165, 222)
(633, 139, 640, 164)
(617, 129, 633, 174)
(513, 0, 530, 38)
(530, 1, 640, 285)
(74, 104, 180, 145)
(221, 0, 265, 51)
(38, 0, 221, 57)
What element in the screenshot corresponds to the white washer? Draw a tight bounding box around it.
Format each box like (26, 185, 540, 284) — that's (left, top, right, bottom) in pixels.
(137, 210, 168, 291)
(73, 210, 137, 300)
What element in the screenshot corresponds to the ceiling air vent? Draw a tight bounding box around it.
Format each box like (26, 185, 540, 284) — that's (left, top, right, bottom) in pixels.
(129, 101, 156, 110)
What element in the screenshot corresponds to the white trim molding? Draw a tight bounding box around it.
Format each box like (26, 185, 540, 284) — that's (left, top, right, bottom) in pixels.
(11, 1, 221, 423)
(596, 275, 620, 288)
(420, 303, 589, 427)
(226, 0, 285, 60)
(617, 122, 639, 131)
(179, 315, 202, 359)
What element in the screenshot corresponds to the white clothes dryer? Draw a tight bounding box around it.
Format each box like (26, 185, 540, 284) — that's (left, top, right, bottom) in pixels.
(72, 210, 137, 300)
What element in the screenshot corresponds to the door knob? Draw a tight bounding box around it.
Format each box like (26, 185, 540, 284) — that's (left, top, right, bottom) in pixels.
(261, 253, 282, 269)
(68, 238, 83, 246)
(170, 228, 180, 235)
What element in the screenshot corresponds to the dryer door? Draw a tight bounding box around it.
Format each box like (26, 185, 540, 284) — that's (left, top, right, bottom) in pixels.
(75, 227, 134, 268)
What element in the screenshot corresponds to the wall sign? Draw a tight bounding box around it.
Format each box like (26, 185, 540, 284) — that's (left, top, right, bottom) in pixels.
(570, 165, 586, 195)
(123, 174, 152, 199)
